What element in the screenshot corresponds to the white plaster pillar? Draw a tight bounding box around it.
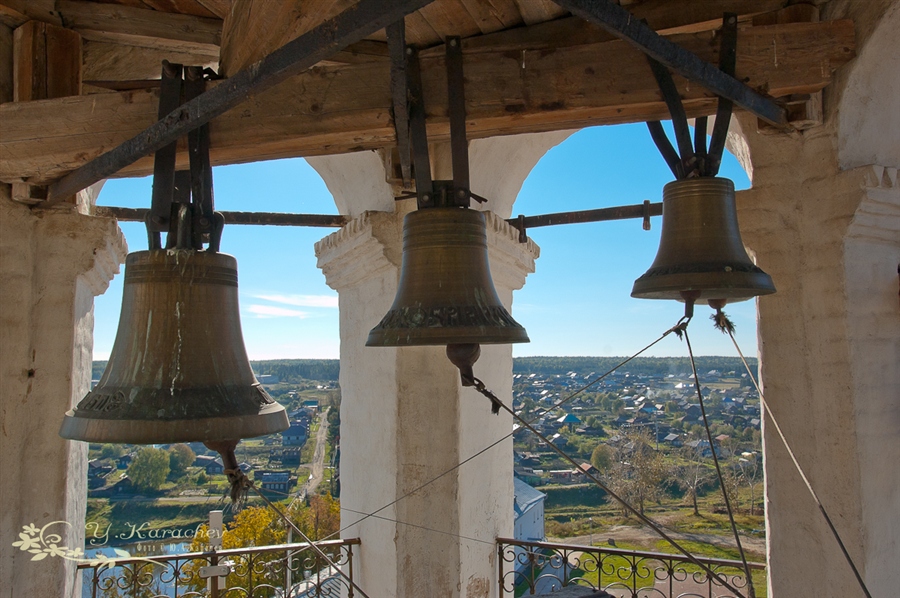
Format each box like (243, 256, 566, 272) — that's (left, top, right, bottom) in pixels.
(310, 135, 552, 596)
(0, 194, 127, 598)
(315, 206, 539, 598)
(735, 111, 899, 596)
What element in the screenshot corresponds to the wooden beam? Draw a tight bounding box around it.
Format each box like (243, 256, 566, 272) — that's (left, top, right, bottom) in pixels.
(41, 0, 436, 203)
(220, 0, 355, 77)
(552, 0, 788, 126)
(421, 0, 787, 57)
(54, 0, 222, 57)
(83, 40, 217, 83)
(0, 20, 855, 185)
(0, 3, 28, 28)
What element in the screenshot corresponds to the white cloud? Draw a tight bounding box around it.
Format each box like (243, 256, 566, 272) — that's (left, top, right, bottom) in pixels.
(253, 294, 338, 308)
(246, 305, 311, 319)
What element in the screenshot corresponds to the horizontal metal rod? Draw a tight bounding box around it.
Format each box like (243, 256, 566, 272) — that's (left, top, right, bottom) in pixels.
(98, 203, 661, 230)
(508, 202, 662, 229)
(95, 206, 347, 227)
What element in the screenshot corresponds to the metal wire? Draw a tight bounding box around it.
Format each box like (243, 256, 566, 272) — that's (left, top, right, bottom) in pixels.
(467, 368, 748, 598)
(683, 325, 756, 598)
(329, 322, 682, 542)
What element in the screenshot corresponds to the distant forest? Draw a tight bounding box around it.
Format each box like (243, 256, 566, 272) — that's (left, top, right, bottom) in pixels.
(92, 356, 755, 383)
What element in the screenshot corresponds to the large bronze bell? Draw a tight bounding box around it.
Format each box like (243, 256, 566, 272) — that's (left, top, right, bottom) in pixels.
(632, 177, 775, 302)
(367, 207, 529, 346)
(60, 249, 289, 444)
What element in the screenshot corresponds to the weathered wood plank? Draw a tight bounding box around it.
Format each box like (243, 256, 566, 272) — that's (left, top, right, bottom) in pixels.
(55, 0, 221, 56)
(0, 20, 855, 184)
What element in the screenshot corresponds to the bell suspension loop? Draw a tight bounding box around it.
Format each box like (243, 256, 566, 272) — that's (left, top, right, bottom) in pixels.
(368, 31, 528, 410)
(633, 14, 775, 311)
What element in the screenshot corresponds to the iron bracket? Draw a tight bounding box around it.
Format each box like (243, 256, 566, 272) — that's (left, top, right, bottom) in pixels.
(645, 13, 740, 180)
(387, 20, 412, 188)
(148, 61, 183, 235)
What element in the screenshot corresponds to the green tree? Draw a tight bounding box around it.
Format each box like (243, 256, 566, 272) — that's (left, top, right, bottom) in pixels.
(590, 443, 613, 472)
(608, 428, 669, 516)
(127, 447, 170, 492)
(167, 444, 195, 477)
(99, 443, 124, 460)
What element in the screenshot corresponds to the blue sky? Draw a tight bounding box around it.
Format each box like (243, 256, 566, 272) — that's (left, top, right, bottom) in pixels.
(93, 122, 755, 361)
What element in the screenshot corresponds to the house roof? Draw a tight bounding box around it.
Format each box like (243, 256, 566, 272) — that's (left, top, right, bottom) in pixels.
(514, 478, 546, 517)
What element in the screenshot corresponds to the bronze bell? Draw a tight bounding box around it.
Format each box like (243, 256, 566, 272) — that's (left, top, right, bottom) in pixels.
(60, 249, 289, 444)
(367, 207, 529, 346)
(632, 177, 775, 302)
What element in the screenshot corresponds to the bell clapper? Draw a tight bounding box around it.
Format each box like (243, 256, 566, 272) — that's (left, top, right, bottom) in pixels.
(447, 343, 504, 415)
(446, 343, 481, 387)
(205, 439, 251, 506)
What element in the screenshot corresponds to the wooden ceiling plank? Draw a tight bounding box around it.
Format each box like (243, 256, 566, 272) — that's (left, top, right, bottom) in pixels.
(469, 0, 523, 29)
(220, 0, 358, 77)
(513, 0, 566, 25)
(419, 0, 482, 39)
(402, 10, 441, 46)
(138, 0, 219, 19)
(193, 0, 232, 20)
(1, 19, 854, 185)
(55, 0, 222, 54)
(417, 1, 482, 41)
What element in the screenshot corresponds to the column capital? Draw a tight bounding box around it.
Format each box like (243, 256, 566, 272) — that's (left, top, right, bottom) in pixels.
(314, 210, 402, 292)
(484, 212, 540, 292)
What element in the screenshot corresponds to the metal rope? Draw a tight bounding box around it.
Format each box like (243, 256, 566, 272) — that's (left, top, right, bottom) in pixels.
(683, 325, 756, 598)
(726, 326, 873, 598)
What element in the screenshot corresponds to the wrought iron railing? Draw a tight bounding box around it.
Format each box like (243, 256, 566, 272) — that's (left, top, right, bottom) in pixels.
(497, 538, 765, 598)
(78, 538, 359, 598)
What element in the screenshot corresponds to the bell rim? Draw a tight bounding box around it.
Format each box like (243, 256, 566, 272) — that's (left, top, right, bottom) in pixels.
(59, 401, 289, 444)
(366, 326, 530, 347)
(631, 269, 776, 301)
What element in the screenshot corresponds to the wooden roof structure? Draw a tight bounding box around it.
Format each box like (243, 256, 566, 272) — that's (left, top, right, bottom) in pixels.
(0, 0, 855, 204)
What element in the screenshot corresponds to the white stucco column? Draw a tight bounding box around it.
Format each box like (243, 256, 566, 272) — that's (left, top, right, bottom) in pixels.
(315, 205, 539, 598)
(310, 133, 558, 596)
(734, 109, 899, 596)
(0, 193, 127, 597)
